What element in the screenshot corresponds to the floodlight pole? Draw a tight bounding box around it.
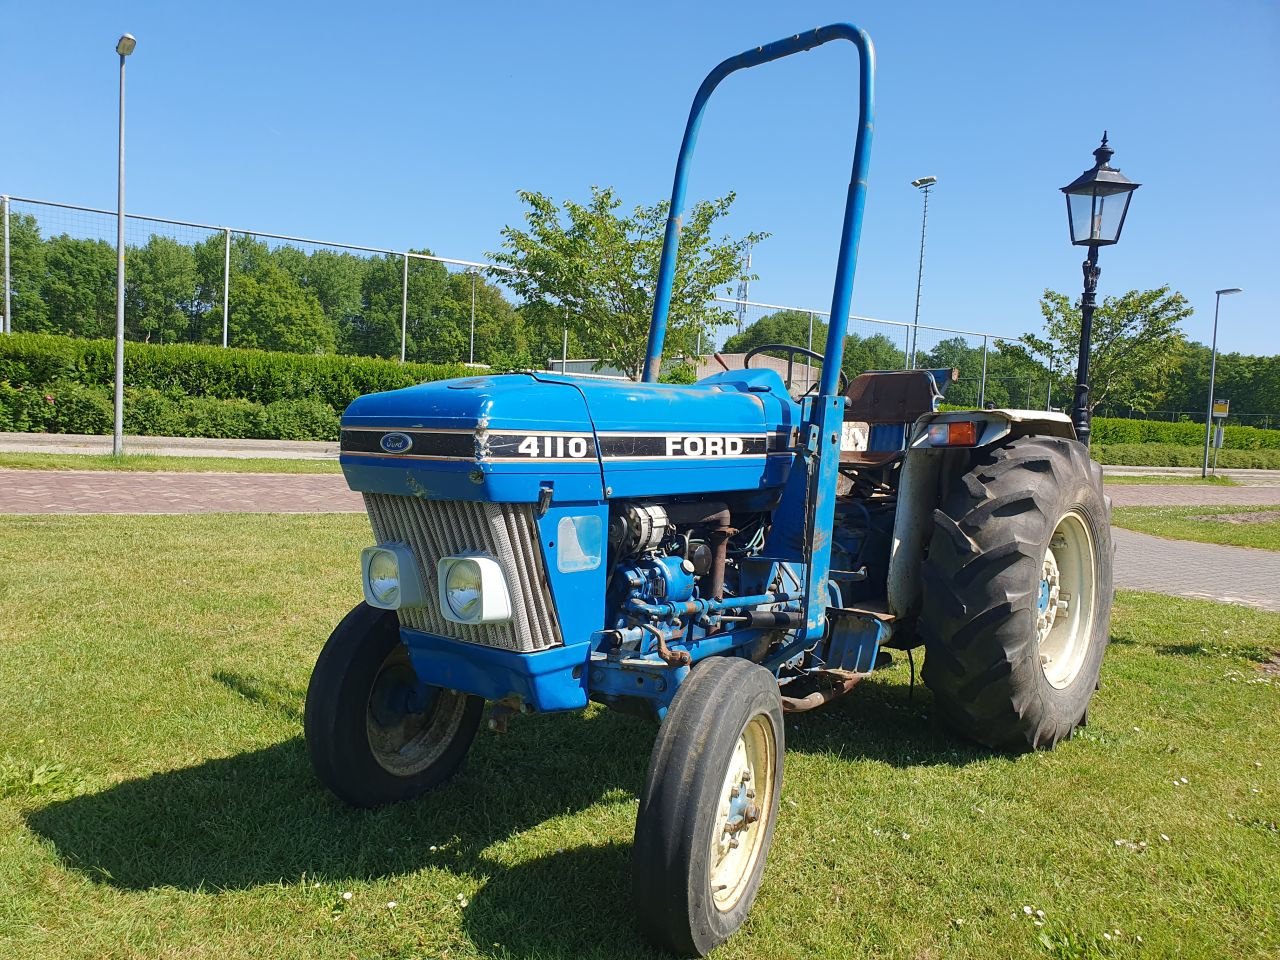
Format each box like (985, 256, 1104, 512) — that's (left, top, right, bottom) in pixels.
(909, 176, 936, 369)
(113, 34, 136, 456)
(1202, 288, 1242, 477)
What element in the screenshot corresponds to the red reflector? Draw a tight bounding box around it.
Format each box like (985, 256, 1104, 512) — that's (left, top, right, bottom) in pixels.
(948, 421, 978, 445)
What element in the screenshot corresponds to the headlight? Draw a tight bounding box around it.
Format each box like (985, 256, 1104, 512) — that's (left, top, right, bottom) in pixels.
(437, 555, 512, 624)
(360, 544, 426, 610)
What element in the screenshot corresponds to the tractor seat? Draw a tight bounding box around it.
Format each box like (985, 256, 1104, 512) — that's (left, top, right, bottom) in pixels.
(840, 369, 955, 467)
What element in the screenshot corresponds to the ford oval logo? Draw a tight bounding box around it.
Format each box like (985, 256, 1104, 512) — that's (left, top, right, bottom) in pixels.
(379, 432, 414, 454)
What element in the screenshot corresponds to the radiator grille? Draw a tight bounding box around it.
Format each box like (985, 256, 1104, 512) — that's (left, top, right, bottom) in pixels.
(363, 494, 562, 653)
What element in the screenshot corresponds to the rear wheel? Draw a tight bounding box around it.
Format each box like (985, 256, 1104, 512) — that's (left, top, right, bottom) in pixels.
(919, 436, 1113, 750)
(304, 602, 484, 807)
(633, 657, 784, 956)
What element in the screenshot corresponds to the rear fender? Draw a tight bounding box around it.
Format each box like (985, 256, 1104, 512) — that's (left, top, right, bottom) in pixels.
(886, 410, 1077, 625)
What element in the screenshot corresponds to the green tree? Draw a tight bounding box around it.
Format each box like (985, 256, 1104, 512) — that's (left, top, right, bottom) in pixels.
(436, 270, 528, 366)
(491, 186, 764, 379)
(39, 235, 117, 338)
(219, 262, 336, 354)
(4, 212, 49, 331)
(1020, 286, 1192, 414)
(126, 234, 198, 343)
(723, 309, 906, 383)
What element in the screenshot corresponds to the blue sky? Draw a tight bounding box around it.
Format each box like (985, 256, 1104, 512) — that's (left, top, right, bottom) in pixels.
(3, 1, 1277, 354)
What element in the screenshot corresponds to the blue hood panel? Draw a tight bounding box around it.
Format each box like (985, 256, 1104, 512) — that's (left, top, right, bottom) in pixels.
(340, 369, 802, 503)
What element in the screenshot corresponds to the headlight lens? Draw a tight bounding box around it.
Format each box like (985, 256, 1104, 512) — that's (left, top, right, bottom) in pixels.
(437, 554, 512, 624)
(367, 549, 400, 606)
(445, 560, 483, 620)
(360, 544, 425, 610)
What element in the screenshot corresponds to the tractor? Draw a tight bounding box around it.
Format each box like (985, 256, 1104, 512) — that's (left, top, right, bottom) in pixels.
(303, 24, 1112, 956)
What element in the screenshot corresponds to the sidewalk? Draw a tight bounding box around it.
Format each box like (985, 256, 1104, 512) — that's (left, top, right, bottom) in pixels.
(0, 432, 337, 460)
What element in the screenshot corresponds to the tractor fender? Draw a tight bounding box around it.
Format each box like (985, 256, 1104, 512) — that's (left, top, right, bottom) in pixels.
(886, 410, 1077, 625)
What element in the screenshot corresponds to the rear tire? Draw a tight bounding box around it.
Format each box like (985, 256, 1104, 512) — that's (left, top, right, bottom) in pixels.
(304, 602, 484, 807)
(919, 436, 1113, 751)
(633, 657, 784, 956)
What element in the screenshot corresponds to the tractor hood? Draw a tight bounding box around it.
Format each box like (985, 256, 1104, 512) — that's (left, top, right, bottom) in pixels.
(339, 369, 802, 503)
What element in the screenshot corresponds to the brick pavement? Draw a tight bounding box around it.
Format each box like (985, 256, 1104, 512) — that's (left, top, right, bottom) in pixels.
(1111, 528, 1280, 611)
(0, 469, 363, 515)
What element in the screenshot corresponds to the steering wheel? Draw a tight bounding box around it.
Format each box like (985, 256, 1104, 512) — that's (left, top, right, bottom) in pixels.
(743, 343, 849, 396)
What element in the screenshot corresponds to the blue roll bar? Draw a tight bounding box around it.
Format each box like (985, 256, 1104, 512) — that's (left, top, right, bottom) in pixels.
(641, 23, 876, 404)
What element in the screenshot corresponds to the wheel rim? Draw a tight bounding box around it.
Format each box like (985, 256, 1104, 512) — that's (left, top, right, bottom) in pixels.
(708, 713, 776, 912)
(1036, 509, 1097, 689)
(365, 646, 467, 776)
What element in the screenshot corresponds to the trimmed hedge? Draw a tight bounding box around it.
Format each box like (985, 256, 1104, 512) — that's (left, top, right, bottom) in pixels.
(0, 334, 469, 441)
(1091, 416, 1280, 450)
(1093, 442, 1280, 470)
(0, 334, 468, 412)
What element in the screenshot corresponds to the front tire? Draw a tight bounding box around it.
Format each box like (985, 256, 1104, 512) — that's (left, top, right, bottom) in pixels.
(304, 602, 484, 808)
(633, 657, 784, 956)
(919, 436, 1113, 751)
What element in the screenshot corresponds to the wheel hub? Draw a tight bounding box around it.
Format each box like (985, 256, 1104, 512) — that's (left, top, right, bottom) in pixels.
(1036, 511, 1097, 690)
(709, 717, 774, 912)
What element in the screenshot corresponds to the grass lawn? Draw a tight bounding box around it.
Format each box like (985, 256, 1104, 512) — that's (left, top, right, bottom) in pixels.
(1102, 474, 1236, 486)
(1113, 505, 1280, 552)
(1, 514, 1276, 960)
(0, 452, 340, 474)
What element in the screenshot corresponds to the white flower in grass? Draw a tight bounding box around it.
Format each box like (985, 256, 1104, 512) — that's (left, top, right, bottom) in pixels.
(1023, 906, 1033, 915)
(386, 901, 398, 909)
(342, 891, 352, 901)
(1160, 833, 1170, 842)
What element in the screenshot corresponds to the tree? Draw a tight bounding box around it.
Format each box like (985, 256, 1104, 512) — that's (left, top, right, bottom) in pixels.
(219, 262, 336, 354)
(39, 235, 117, 338)
(723, 309, 906, 383)
(126, 234, 198, 343)
(1020, 286, 1192, 414)
(4, 213, 49, 331)
(491, 186, 764, 379)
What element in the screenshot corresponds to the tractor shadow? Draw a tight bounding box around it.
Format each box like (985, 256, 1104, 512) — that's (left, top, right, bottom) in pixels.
(24, 706, 655, 896)
(782, 668, 996, 768)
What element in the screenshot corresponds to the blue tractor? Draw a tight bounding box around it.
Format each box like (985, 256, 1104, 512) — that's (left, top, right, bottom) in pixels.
(304, 24, 1113, 956)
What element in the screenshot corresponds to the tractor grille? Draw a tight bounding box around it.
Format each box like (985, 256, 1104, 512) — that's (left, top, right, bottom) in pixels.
(363, 493, 562, 653)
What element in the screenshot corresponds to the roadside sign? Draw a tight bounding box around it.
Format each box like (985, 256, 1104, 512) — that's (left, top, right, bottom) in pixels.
(1214, 424, 1225, 449)
(1212, 399, 1230, 418)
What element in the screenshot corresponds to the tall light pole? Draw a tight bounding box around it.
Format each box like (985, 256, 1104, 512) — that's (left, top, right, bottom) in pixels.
(1202, 287, 1242, 477)
(113, 33, 136, 456)
(1060, 134, 1139, 445)
(908, 175, 936, 369)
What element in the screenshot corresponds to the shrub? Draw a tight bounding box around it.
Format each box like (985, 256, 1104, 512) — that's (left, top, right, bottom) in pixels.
(43, 380, 115, 435)
(261, 398, 340, 441)
(1091, 417, 1280, 450)
(1092, 443, 1280, 470)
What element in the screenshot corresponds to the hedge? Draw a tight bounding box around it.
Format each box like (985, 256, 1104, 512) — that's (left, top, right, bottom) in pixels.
(1092, 442, 1280, 470)
(1091, 416, 1280, 450)
(0, 334, 468, 413)
(0, 334, 471, 441)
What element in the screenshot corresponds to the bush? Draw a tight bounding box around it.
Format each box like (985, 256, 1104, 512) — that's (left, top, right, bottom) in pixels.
(261, 398, 340, 441)
(0, 333, 468, 412)
(1091, 417, 1280, 450)
(0, 333, 468, 441)
(1092, 443, 1280, 470)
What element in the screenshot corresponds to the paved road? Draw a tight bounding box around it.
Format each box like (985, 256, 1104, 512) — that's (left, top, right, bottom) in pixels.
(0, 431, 338, 460)
(2, 471, 1277, 612)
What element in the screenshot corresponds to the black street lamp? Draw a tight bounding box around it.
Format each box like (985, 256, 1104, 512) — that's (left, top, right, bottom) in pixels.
(1060, 133, 1139, 445)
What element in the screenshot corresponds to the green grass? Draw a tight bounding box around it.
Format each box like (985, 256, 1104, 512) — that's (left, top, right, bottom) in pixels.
(1103, 473, 1236, 486)
(1113, 504, 1280, 551)
(0, 452, 340, 474)
(1, 514, 1276, 960)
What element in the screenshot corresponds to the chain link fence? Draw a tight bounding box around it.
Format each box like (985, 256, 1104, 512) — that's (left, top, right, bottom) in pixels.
(3, 193, 1055, 407)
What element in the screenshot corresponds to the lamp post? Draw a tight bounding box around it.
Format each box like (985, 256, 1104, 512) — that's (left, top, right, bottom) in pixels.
(1202, 287, 1242, 477)
(112, 33, 136, 456)
(908, 175, 936, 369)
(1060, 134, 1139, 445)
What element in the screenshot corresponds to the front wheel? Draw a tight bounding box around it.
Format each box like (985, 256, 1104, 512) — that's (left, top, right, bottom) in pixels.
(632, 657, 784, 956)
(304, 602, 484, 808)
(919, 436, 1113, 751)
